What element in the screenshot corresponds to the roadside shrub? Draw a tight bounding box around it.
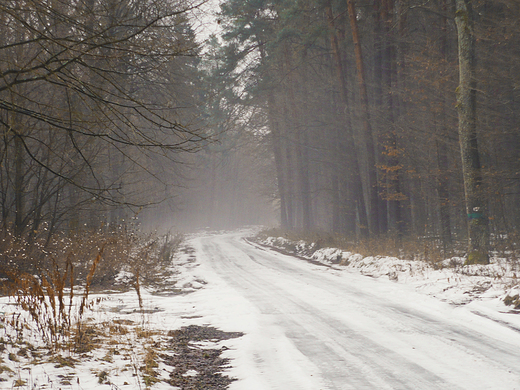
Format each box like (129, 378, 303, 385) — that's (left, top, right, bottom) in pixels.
(0, 227, 182, 351)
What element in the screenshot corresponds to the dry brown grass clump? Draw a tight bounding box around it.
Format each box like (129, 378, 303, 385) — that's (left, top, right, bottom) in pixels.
(0, 246, 105, 352)
(0, 228, 182, 353)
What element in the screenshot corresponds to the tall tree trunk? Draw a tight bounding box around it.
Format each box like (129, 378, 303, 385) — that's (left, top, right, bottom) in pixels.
(346, 0, 380, 237)
(291, 48, 313, 231)
(325, 1, 369, 238)
(437, 0, 453, 251)
(373, 0, 389, 236)
(267, 94, 290, 229)
(436, 136, 453, 250)
(455, 0, 489, 264)
(380, 0, 403, 238)
(258, 41, 292, 230)
(281, 95, 296, 230)
(14, 133, 25, 237)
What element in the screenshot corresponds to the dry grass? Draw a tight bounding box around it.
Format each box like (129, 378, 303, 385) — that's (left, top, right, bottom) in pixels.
(0, 228, 182, 352)
(0, 228, 185, 388)
(0, 251, 111, 356)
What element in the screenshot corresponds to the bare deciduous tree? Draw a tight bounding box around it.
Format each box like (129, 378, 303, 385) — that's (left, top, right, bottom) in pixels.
(0, 0, 207, 236)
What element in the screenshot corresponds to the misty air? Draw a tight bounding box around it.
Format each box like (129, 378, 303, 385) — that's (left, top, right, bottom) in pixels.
(1, 0, 520, 389)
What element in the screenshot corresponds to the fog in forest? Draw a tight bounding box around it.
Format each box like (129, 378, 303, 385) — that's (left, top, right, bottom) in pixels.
(4, 2, 520, 388)
(1, 0, 520, 264)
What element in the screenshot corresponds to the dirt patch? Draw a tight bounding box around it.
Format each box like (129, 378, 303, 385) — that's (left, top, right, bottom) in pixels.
(162, 325, 244, 389)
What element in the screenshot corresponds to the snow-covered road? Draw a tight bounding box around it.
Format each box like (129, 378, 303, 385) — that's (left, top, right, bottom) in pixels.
(188, 231, 520, 390)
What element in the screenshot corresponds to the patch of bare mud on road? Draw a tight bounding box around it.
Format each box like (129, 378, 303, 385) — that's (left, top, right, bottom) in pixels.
(163, 325, 244, 389)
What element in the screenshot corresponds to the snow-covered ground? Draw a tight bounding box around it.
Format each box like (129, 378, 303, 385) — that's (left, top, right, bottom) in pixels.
(2, 228, 520, 389)
(259, 235, 520, 308)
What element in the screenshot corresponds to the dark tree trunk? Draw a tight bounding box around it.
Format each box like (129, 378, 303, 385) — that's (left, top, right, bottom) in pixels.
(326, 1, 369, 238)
(437, 137, 453, 250)
(437, 0, 453, 251)
(346, 0, 380, 237)
(455, 0, 489, 264)
(268, 95, 290, 230)
(373, 0, 389, 236)
(14, 134, 25, 237)
(295, 50, 313, 231)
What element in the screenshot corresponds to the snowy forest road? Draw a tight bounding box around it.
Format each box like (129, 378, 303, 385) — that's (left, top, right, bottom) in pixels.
(190, 232, 520, 390)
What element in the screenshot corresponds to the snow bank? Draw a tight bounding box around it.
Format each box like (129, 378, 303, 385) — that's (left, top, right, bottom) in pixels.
(257, 235, 520, 307)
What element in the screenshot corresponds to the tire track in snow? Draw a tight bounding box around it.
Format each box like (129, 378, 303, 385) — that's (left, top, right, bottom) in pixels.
(196, 233, 520, 390)
(238, 236, 520, 376)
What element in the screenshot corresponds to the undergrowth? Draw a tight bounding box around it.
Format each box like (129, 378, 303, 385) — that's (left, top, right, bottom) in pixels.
(0, 227, 183, 387)
(255, 228, 451, 264)
(256, 227, 520, 268)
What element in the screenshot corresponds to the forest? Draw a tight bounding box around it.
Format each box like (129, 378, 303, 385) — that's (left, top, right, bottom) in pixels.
(211, 0, 520, 264)
(3, 2, 520, 388)
(1, 0, 520, 269)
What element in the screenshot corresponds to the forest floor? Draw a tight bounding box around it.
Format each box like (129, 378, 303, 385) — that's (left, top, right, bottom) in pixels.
(1, 228, 520, 389)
